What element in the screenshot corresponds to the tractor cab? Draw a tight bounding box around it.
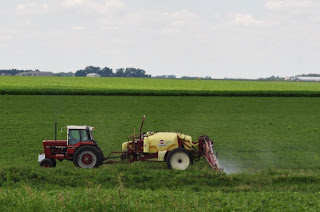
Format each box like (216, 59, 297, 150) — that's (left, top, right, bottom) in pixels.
(67, 125, 94, 145)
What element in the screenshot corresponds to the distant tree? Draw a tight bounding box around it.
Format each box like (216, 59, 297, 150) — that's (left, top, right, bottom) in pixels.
(124, 68, 150, 78)
(75, 66, 114, 77)
(0, 69, 33, 76)
(75, 66, 101, 77)
(115, 68, 125, 77)
(296, 73, 320, 77)
(258, 75, 285, 81)
(99, 67, 113, 77)
(75, 66, 150, 78)
(75, 69, 87, 77)
(181, 76, 198, 79)
(85, 66, 101, 73)
(154, 75, 176, 79)
(154, 75, 167, 78)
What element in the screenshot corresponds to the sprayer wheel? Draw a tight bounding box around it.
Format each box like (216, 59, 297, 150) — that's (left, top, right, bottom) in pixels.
(166, 148, 193, 170)
(73, 146, 102, 168)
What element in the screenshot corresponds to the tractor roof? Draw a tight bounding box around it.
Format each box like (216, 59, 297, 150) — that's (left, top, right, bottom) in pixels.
(67, 125, 94, 130)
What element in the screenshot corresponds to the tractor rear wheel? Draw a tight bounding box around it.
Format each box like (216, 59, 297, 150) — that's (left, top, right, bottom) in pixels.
(73, 146, 102, 168)
(40, 158, 56, 168)
(166, 148, 193, 170)
(96, 145, 104, 166)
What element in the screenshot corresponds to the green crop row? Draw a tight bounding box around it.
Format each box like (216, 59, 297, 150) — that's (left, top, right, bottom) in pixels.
(1, 167, 320, 211)
(1, 187, 319, 211)
(1, 76, 320, 96)
(1, 166, 320, 193)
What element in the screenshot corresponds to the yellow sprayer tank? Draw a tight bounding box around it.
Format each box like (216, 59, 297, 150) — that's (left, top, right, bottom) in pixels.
(122, 132, 193, 153)
(143, 132, 192, 153)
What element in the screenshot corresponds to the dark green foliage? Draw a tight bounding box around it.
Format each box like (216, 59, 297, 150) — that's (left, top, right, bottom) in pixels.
(154, 75, 177, 78)
(297, 73, 320, 77)
(115, 68, 151, 77)
(122, 67, 151, 78)
(74, 66, 150, 77)
(75, 66, 114, 77)
(0, 69, 34, 76)
(54, 72, 74, 77)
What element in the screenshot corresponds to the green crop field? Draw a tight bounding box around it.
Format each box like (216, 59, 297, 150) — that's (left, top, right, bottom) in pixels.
(1, 94, 320, 211)
(1, 76, 320, 96)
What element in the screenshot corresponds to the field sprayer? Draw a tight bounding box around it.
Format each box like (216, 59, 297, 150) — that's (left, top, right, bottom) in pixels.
(38, 116, 222, 171)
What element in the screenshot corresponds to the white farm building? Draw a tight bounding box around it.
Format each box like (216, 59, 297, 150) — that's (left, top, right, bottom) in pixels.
(16, 71, 54, 77)
(293, 77, 320, 82)
(86, 73, 100, 77)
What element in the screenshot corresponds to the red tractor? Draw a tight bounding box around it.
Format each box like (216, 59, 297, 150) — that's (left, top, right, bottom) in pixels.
(38, 125, 104, 168)
(38, 117, 222, 171)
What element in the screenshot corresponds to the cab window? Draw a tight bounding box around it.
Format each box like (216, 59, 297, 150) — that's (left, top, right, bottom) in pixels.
(68, 129, 90, 145)
(69, 130, 80, 145)
(80, 130, 89, 141)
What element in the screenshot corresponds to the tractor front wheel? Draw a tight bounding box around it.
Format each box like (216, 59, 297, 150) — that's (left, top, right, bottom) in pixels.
(40, 158, 56, 168)
(73, 146, 102, 168)
(166, 148, 193, 170)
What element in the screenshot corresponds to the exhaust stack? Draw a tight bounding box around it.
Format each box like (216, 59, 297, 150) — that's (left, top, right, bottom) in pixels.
(55, 120, 57, 141)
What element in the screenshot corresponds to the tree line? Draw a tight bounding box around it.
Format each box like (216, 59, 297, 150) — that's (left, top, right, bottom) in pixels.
(74, 66, 151, 78)
(0, 67, 151, 78)
(3, 67, 319, 80)
(0, 69, 37, 76)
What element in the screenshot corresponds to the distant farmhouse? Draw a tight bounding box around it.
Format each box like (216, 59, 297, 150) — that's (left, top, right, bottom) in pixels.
(16, 71, 54, 77)
(86, 73, 100, 77)
(292, 77, 320, 82)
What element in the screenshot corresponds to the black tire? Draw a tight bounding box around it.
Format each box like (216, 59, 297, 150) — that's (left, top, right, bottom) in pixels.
(96, 145, 104, 166)
(73, 146, 102, 168)
(51, 159, 57, 167)
(166, 148, 193, 170)
(40, 158, 55, 168)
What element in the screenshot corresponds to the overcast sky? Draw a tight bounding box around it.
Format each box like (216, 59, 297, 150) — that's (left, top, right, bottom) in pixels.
(1, 0, 319, 78)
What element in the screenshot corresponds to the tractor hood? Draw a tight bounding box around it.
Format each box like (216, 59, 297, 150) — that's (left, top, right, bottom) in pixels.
(43, 140, 67, 147)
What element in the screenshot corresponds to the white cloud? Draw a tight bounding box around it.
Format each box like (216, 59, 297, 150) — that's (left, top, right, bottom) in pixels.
(311, 16, 320, 23)
(16, 2, 49, 14)
(265, 0, 313, 10)
(0, 35, 13, 40)
(161, 10, 198, 34)
(72, 26, 85, 30)
(62, 0, 126, 14)
(229, 14, 265, 26)
(101, 25, 119, 31)
(163, 10, 196, 20)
